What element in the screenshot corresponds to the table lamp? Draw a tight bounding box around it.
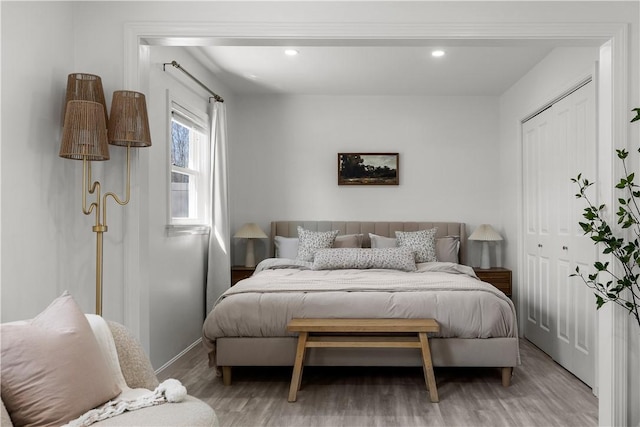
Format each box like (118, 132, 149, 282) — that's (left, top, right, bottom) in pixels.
(468, 224, 503, 269)
(234, 223, 268, 267)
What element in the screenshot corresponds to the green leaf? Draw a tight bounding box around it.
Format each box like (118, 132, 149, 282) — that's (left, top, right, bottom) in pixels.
(617, 148, 629, 158)
(595, 294, 605, 309)
(631, 108, 640, 123)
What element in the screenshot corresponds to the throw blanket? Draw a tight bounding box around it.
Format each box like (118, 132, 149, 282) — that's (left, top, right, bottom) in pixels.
(63, 316, 187, 427)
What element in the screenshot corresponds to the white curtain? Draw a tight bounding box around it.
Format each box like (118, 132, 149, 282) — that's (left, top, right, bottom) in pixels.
(206, 101, 230, 314)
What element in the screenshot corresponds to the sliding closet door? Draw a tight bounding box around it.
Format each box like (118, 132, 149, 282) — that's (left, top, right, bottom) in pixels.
(523, 81, 596, 388)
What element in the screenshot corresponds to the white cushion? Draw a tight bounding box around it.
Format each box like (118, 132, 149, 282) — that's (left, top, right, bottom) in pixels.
(369, 233, 397, 248)
(274, 236, 299, 259)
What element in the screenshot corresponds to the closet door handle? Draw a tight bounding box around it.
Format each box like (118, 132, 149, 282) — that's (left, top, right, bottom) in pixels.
(562, 246, 568, 250)
(538, 244, 543, 248)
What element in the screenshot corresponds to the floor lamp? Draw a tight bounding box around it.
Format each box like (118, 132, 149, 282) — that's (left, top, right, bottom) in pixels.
(59, 73, 152, 316)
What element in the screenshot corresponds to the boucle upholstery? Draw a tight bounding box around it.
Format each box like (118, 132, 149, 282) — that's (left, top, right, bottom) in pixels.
(106, 321, 159, 390)
(92, 395, 216, 426)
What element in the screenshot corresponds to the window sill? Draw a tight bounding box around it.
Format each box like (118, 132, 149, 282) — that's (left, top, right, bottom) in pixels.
(165, 225, 210, 237)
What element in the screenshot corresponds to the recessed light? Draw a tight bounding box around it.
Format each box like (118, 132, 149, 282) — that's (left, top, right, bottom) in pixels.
(284, 49, 299, 56)
(431, 50, 445, 58)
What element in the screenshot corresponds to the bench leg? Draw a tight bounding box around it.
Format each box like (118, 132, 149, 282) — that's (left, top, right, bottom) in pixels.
(418, 332, 439, 403)
(502, 367, 513, 387)
(288, 332, 308, 402)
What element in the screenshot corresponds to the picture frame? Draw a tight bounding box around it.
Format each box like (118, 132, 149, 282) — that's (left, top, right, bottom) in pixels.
(338, 153, 399, 185)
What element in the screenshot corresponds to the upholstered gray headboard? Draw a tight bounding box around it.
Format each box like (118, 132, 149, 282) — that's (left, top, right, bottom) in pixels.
(270, 221, 467, 265)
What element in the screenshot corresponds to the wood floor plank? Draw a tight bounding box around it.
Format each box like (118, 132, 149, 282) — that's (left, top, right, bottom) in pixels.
(158, 338, 597, 426)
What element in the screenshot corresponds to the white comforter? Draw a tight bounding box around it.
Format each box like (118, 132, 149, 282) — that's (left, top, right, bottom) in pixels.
(202, 260, 518, 354)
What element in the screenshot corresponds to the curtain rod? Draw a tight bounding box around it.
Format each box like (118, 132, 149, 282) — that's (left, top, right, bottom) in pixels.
(163, 60, 224, 103)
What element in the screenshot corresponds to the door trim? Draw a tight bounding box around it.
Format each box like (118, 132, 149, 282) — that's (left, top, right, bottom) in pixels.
(123, 20, 630, 425)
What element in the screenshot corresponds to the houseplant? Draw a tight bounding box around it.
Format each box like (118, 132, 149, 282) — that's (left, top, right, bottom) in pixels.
(572, 107, 640, 328)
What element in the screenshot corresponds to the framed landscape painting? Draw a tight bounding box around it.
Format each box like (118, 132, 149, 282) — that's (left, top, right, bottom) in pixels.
(338, 153, 399, 185)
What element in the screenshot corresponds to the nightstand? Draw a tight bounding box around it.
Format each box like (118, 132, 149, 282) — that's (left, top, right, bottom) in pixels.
(231, 266, 255, 286)
(473, 267, 512, 297)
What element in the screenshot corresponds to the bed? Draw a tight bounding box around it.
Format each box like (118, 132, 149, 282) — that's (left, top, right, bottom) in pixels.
(202, 221, 520, 386)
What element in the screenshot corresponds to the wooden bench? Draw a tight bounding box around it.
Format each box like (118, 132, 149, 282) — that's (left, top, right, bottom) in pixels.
(286, 318, 440, 403)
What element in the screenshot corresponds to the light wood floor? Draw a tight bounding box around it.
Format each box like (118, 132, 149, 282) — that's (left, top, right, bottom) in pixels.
(159, 339, 597, 427)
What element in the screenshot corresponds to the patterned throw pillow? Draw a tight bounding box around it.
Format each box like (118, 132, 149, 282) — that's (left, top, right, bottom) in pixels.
(296, 227, 339, 262)
(312, 247, 417, 271)
(395, 228, 438, 263)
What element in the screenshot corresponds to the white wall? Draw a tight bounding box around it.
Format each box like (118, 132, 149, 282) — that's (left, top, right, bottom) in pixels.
(229, 95, 500, 266)
(0, 2, 90, 317)
(146, 46, 234, 368)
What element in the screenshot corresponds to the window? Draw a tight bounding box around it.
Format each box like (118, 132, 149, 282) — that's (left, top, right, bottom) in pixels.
(169, 102, 209, 226)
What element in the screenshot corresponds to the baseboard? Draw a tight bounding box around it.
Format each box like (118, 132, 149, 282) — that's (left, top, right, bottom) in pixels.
(155, 338, 202, 375)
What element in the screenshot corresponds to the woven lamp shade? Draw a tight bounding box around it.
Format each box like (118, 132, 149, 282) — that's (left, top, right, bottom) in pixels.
(64, 73, 108, 125)
(108, 90, 152, 148)
(59, 100, 110, 161)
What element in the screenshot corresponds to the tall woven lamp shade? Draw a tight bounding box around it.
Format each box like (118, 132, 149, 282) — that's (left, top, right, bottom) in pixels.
(108, 91, 152, 148)
(64, 73, 108, 125)
(59, 100, 109, 161)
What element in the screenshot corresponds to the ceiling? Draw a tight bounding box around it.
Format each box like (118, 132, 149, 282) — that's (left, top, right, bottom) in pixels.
(165, 35, 601, 97)
(189, 43, 564, 96)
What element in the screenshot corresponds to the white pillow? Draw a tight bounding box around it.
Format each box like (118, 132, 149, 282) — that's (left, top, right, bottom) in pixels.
(274, 236, 299, 259)
(369, 233, 397, 248)
(312, 247, 417, 271)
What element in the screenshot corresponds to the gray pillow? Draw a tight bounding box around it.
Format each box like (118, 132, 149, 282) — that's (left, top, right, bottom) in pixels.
(436, 236, 460, 263)
(334, 234, 364, 248)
